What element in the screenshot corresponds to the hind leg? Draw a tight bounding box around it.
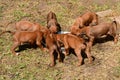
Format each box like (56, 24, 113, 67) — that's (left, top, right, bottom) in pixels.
(36, 40, 45, 51)
(114, 34, 119, 44)
(11, 42, 20, 55)
(88, 36, 94, 50)
(36, 37, 48, 52)
(56, 47, 63, 62)
(49, 48, 55, 67)
(64, 48, 69, 56)
(63, 41, 69, 56)
(110, 33, 119, 44)
(85, 43, 93, 64)
(75, 49, 83, 66)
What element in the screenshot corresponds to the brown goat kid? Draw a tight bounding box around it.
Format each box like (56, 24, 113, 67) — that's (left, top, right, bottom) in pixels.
(75, 21, 118, 49)
(11, 31, 45, 55)
(70, 11, 98, 34)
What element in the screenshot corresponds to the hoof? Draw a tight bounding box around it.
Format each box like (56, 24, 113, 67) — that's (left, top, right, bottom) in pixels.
(48, 63, 55, 67)
(88, 61, 93, 64)
(88, 57, 93, 64)
(77, 63, 82, 66)
(63, 52, 69, 56)
(43, 48, 49, 52)
(58, 58, 62, 62)
(16, 53, 20, 56)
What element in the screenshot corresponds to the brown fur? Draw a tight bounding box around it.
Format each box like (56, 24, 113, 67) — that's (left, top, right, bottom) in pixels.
(47, 11, 57, 24)
(55, 34, 66, 47)
(75, 21, 118, 49)
(11, 31, 45, 55)
(15, 21, 42, 31)
(47, 11, 61, 33)
(70, 11, 98, 34)
(55, 33, 93, 66)
(44, 29, 62, 66)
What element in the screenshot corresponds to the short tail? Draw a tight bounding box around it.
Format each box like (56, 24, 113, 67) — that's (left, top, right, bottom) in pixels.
(0, 21, 14, 36)
(0, 30, 15, 36)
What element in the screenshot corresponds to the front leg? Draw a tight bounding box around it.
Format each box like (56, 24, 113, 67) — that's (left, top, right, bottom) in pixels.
(114, 34, 119, 44)
(89, 36, 94, 50)
(64, 48, 69, 56)
(85, 42, 93, 64)
(49, 48, 55, 67)
(75, 49, 83, 66)
(56, 46, 62, 62)
(63, 38, 69, 56)
(36, 38, 45, 51)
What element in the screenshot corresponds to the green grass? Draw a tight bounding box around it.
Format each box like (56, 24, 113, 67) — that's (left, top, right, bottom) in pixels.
(90, 3, 110, 12)
(13, 10, 32, 21)
(0, 0, 120, 80)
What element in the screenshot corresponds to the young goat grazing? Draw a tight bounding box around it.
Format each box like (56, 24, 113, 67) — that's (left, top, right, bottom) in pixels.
(11, 31, 45, 55)
(75, 20, 118, 50)
(70, 11, 98, 34)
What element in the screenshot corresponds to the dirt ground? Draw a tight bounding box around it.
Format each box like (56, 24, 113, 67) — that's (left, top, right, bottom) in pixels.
(0, 0, 120, 80)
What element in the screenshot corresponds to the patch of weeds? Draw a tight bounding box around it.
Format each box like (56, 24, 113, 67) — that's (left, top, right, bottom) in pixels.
(0, 6, 4, 20)
(46, 1, 53, 5)
(111, 57, 120, 79)
(68, 0, 80, 4)
(90, 3, 110, 12)
(111, 66, 120, 79)
(78, 5, 86, 13)
(15, 63, 27, 69)
(18, 2, 29, 8)
(116, 66, 120, 75)
(0, 6, 3, 13)
(13, 10, 32, 21)
(42, 69, 62, 80)
(112, 3, 120, 16)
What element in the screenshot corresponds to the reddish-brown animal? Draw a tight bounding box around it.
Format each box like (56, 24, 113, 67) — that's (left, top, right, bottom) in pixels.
(0, 21, 43, 36)
(47, 11, 61, 33)
(75, 21, 118, 49)
(55, 34, 66, 47)
(44, 29, 62, 66)
(55, 33, 93, 66)
(47, 11, 57, 24)
(70, 11, 98, 34)
(15, 21, 42, 31)
(11, 31, 45, 55)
